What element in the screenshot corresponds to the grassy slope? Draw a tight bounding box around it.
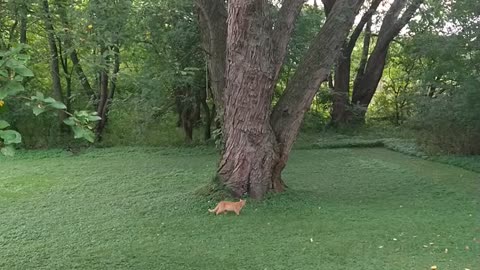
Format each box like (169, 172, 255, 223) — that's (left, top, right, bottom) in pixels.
(0, 147, 478, 269)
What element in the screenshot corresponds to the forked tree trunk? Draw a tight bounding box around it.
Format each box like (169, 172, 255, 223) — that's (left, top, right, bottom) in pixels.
(216, 0, 363, 199)
(329, 0, 381, 126)
(350, 0, 424, 123)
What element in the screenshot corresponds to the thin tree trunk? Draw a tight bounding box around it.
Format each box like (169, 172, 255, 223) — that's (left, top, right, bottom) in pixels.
(195, 0, 227, 118)
(57, 1, 96, 100)
(95, 45, 109, 141)
(201, 83, 212, 140)
(95, 70, 109, 140)
(42, 0, 66, 123)
(19, 3, 27, 44)
(58, 38, 73, 113)
(202, 100, 212, 140)
(96, 45, 120, 141)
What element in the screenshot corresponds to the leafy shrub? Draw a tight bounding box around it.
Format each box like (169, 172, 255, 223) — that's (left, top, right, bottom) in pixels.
(412, 86, 480, 155)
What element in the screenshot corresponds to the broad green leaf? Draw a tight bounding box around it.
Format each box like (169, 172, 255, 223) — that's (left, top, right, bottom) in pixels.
(71, 125, 84, 139)
(33, 91, 45, 100)
(49, 101, 67, 110)
(71, 126, 95, 143)
(83, 129, 95, 143)
(63, 117, 76, 126)
(5, 59, 23, 69)
(16, 54, 30, 61)
(0, 69, 7, 78)
(43, 97, 56, 103)
(32, 105, 46, 116)
(87, 115, 102, 121)
(0, 81, 24, 99)
(0, 120, 10, 129)
(1, 145, 15, 156)
(14, 66, 34, 77)
(0, 130, 22, 144)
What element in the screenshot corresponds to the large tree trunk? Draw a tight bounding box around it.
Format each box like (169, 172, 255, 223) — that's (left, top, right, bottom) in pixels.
(218, 0, 282, 198)
(216, 0, 363, 199)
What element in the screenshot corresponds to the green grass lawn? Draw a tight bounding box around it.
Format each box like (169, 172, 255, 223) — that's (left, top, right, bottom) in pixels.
(0, 147, 478, 269)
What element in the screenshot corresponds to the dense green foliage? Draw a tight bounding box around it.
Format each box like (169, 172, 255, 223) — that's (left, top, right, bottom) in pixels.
(0, 147, 477, 269)
(369, 0, 480, 154)
(0, 46, 99, 155)
(0, 0, 478, 155)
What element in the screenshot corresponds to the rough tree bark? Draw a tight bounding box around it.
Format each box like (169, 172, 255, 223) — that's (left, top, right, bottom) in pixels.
(350, 0, 424, 123)
(205, 0, 364, 199)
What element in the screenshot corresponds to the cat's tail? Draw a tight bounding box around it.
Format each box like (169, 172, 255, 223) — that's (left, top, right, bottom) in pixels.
(208, 205, 218, 213)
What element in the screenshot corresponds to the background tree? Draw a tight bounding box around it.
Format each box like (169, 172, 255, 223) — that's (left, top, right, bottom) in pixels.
(406, 0, 480, 154)
(329, 0, 424, 126)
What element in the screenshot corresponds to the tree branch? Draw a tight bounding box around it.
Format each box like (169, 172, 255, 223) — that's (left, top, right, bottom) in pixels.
(321, 0, 336, 16)
(272, 0, 306, 76)
(271, 0, 365, 155)
(390, 0, 424, 37)
(346, 0, 383, 52)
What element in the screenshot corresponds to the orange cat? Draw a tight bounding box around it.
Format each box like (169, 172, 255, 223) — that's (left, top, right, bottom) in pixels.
(208, 199, 246, 215)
